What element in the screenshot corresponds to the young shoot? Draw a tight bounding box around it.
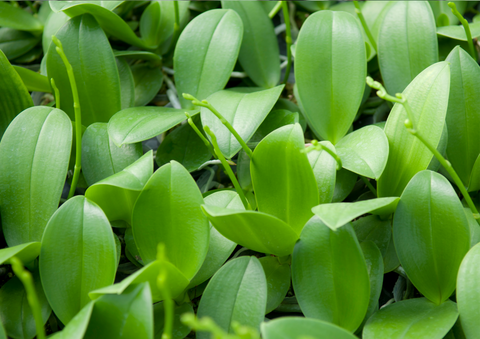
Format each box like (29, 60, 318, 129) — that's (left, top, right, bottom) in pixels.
(304, 140, 343, 171)
(448, 2, 477, 61)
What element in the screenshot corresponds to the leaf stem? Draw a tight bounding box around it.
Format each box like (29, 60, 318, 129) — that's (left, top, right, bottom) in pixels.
(10, 257, 45, 339)
(353, 1, 377, 53)
(204, 125, 251, 210)
(366, 76, 480, 222)
(281, 1, 293, 84)
(183, 94, 254, 158)
(50, 78, 60, 110)
(268, 1, 283, 19)
(448, 2, 477, 61)
(185, 112, 216, 158)
(361, 176, 377, 196)
(52, 35, 82, 200)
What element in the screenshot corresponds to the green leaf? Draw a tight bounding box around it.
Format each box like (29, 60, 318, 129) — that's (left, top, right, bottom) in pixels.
(116, 57, 135, 110)
(307, 142, 337, 204)
(378, 1, 438, 95)
(0, 267, 51, 339)
(312, 197, 399, 231)
(261, 317, 358, 339)
(201, 205, 298, 257)
(90, 259, 189, 303)
(107, 106, 199, 146)
(352, 215, 399, 273)
(378, 62, 450, 197)
(132, 161, 209, 279)
(295, 10, 366, 144)
(49, 2, 150, 49)
(332, 169, 358, 203)
(84, 283, 153, 339)
(13, 66, 51, 93)
(42, 10, 69, 53)
(139, 1, 162, 48)
(85, 151, 153, 224)
(188, 191, 241, 288)
(156, 1, 191, 55)
(197, 256, 267, 338)
(48, 302, 95, 339)
(0, 49, 32, 137)
(154, 302, 193, 339)
(82, 123, 143, 186)
(259, 256, 291, 314)
(437, 21, 480, 41)
(0, 28, 40, 60)
(39, 196, 117, 325)
(336, 125, 389, 179)
(251, 124, 318, 234)
(464, 207, 480, 248)
(46, 14, 122, 126)
(292, 217, 370, 332)
(155, 118, 212, 172)
(457, 242, 480, 338)
(200, 86, 283, 158)
(114, 50, 162, 62)
(393, 170, 470, 304)
(444, 46, 480, 189)
(221, 1, 280, 88)
(131, 63, 164, 107)
(429, 1, 466, 26)
(363, 298, 458, 339)
(0, 107, 71, 246)
(0, 2, 43, 32)
(175, 9, 243, 108)
(0, 242, 41, 266)
(251, 109, 299, 144)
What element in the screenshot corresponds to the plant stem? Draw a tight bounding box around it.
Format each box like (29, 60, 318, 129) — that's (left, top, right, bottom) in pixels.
(50, 78, 60, 110)
(281, 1, 293, 84)
(361, 176, 377, 196)
(448, 2, 477, 61)
(204, 125, 251, 210)
(52, 36, 82, 200)
(10, 257, 46, 339)
(366, 76, 480, 222)
(268, 1, 282, 19)
(185, 112, 216, 158)
(304, 140, 343, 170)
(183, 94, 254, 158)
(353, 1, 377, 53)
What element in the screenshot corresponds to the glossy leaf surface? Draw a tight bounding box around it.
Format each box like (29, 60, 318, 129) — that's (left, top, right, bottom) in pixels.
(363, 298, 458, 339)
(131, 63, 163, 107)
(378, 62, 450, 197)
(378, 1, 438, 94)
(82, 122, 142, 186)
(394, 170, 470, 304)
(85, 151, 153, 224)
(40, 196, 117, 324)
(444, 46, 480, 189)
(107, 106, 199, 146)
(132, 161, 209, 279)
(308, 141, 337, 204)
(175, 9, 243, 108)
(437, 22, 480, 41)
(360, 241, 384, 329)
(259, 256, 291, 314)
(457, 242, 480, 338)
(197, 256, 267, 338)
(336, 125, 389, 179)
(0, 107, 71, 246)
(116, 57, 135, 110)
(261, 317, 357, 339)
(295, 10, 366, 143)
(251, 124, 318, 234)
(0, 242, 41, 266)
(292, 217, 370, 332)
(46, 14, 122, 126)
(312, 197, 399, 231)
(188, 191, 241, 288)
(49, 302, 95, 339)
(0, 49, 32, 138)
(202, 205, 298, 256)
(200, 86, 283, 158)
(221, 1, 280, 88)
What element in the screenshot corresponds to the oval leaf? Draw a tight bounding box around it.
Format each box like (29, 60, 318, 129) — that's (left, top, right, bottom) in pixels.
(308, 141, 337, 204)
(131, 63, 164, 107)
(393, 170, 470, 304)
(0, 242, 41, 266)
(437, 21, 480, 41)
(259, 256, 291, 314)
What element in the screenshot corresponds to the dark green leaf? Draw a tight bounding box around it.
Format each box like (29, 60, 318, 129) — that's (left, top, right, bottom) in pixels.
(131, 63, 163, 107)
(13, 66, 51, 93)
(259, 256, 291, 314)
(0, 242, 41, 266)
(154, 302, 193, 339)
(0, 2, 43, 32)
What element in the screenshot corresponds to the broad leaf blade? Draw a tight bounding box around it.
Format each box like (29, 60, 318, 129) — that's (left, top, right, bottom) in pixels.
(0, 2, 43, 32)
(131, 63, 164, 107)
(259, 256, 291, 314)
(437, 21, 480, 40)
(261, 317, 357, 339)
(307, 141, 337, 204)
(0, 242, 41, 266)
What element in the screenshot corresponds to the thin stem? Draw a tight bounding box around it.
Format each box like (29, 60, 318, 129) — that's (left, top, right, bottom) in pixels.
(183, 94, 254, 159)
(361, 176, 377, 196)
(281, 1, 292, 84)
(50, 78, 60, 110)
(366, 77, 480, 222)
(10, 257, 46, 339)
(185, 112, 216, 158)
(353, 1, 377, 53)
(269, 1, 282, 19)
(204, 125, 251, 210)
(449, 2, 477, 61)
(53, 36, 82, 200)
(304, 140, 343, 170)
